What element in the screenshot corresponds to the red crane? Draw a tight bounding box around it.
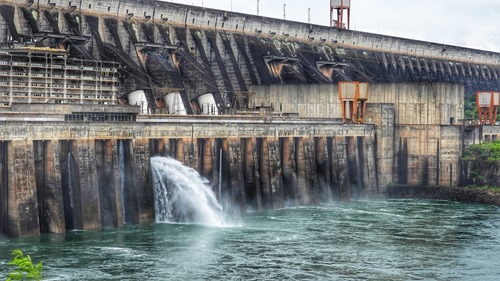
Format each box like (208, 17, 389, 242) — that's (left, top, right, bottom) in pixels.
(330, 0, 351, 29)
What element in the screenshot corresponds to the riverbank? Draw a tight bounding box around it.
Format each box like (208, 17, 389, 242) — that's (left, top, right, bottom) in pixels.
(387, 185, 500, 207)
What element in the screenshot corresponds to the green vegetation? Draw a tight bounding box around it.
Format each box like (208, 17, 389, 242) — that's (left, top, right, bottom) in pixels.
(4, 250, 43, 281)
(464, 94, 478, 120)
(463, 140, 500, 163)
(463, 140, 500, 187)
(465, 186, 500, 194)
(464, 93, 499, 121)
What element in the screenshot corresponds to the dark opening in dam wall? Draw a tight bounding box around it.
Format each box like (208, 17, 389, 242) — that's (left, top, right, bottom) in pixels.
(0, 141, 8, 235)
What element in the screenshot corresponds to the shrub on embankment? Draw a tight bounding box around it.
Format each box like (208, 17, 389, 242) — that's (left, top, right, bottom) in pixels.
(462, 140, 500, 187)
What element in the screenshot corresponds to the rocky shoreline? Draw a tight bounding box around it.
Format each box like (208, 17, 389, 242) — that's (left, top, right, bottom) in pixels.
(386, 185, 500, 207)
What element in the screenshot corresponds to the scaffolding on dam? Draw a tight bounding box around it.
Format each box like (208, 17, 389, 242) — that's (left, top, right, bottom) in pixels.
(0, 45, 120, 107)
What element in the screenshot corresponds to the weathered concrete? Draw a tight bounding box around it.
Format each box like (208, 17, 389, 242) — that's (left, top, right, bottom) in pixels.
(7, 140, 40, 237)
(1, 79, 500, 238)
(0, 117, 376, 237)
(0, 0, 498, 113)
(250, 82, 464, 123)
(251, 82, 469, 193)
(33, 140, 65, 234)
(0, 0, 499, 238)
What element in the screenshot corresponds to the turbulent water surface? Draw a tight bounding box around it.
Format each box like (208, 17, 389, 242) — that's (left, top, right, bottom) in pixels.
(1, 199, 499, 280)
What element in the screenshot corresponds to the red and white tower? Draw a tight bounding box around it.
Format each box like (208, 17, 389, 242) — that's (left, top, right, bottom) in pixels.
(330, 0, 351, 29)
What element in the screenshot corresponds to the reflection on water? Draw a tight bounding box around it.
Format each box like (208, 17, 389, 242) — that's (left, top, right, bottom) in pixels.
(1, 199, 499, 280)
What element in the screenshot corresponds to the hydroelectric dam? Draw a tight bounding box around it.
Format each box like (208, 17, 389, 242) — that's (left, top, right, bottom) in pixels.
(0, 0, 500, 238)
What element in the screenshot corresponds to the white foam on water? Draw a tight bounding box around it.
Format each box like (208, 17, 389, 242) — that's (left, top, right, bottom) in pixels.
(150, 156, 227, 227)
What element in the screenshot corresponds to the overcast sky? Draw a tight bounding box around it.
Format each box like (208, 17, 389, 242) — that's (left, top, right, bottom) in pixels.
(164, 0, 500, 53)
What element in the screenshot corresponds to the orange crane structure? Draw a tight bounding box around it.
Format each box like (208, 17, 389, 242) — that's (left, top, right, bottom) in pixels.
(330, 0, 351, 29)
(476, 91, 500, 125)
(338, 82, 369, 123)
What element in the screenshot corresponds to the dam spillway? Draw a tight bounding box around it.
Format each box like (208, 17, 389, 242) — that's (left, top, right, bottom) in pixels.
(0, 108, 378, 237)
(0, 0, 500, 238)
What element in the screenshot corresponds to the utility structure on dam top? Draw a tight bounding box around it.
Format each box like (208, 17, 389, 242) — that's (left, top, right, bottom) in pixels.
(0, 0, 498, 112)
(330, 0, 351, 30)
(0, 0, 500, 237)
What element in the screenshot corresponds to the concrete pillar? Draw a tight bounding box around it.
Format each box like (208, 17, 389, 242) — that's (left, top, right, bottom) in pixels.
(356, 136, 367, 197)
(243, 138, 261, 211)
(211, 139, 222, 202)
(119, 139, 139, 225)
(268, 138, 284, 209)
(76, 139, 101, 230)
(365, 104, 394, 193)
(221, 139, 232, 208)
(96, 140, 123, 228)
(315, 137, 333, 203)
(281, 137, 298, 207)
(251, 138, 263, 211)
(133, 138, 154, 224)
(228, 138, 246, 214)
(7, 140, 40, 237)
(303, 137, 319, 205)
(111, 140, 124, 227)
(296, 137, 310, 205)
(363, 136, 379, 197)
(346, 137, 361, 199)
(259, 138, 273, 209)
(176, 138, 185, 163)
(331, 137, 350, 201)
(34, 140, 65, 234)
(183, 138, 197, 169)
(194, 138, 203, 174)
(202, 138, 213, 180)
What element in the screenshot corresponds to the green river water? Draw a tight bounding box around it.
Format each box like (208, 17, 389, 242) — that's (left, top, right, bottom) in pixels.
(1, 199, 499, 280)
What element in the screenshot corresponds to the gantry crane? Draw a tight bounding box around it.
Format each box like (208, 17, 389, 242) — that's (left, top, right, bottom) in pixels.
(330, 0, 351, 29)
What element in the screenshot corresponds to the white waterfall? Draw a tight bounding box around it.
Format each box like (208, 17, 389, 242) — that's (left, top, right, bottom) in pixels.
(150, 156, 226, 227)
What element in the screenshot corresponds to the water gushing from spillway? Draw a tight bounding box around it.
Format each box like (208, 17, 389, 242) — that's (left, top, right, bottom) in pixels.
(150, 156, 226, 227)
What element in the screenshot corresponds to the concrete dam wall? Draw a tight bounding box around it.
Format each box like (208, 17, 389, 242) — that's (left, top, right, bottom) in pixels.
(0, 0, 498, 112)
(1, 0, 500, 238)
(0, 115, 376, 237)
(1, 82, 500, 238)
